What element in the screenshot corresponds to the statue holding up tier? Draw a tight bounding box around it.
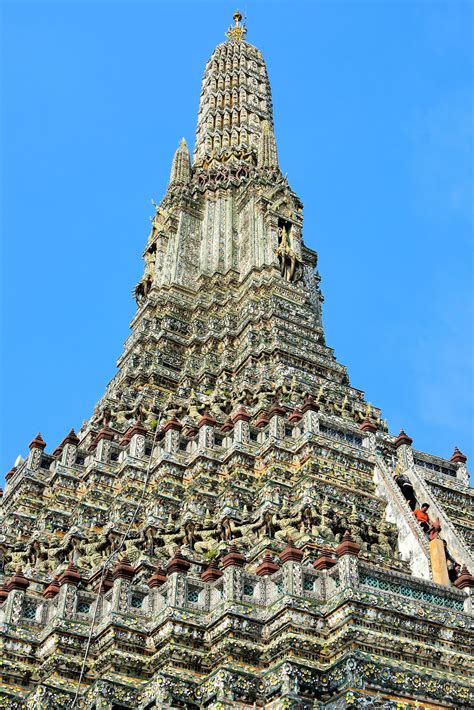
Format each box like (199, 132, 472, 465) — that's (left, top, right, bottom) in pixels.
(276, 223, 303, 283)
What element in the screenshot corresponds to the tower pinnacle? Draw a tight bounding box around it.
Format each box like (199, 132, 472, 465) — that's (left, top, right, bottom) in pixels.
(225, 9, 247, 42)
(193, 19, 275, 169)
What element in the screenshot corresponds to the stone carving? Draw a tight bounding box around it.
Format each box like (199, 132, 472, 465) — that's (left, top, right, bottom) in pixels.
(276, 223, 304, 282)
(0, 11, 472, 710)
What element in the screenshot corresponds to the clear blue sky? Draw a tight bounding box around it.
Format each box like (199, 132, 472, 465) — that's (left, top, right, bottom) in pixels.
(1, 1, 473, 481)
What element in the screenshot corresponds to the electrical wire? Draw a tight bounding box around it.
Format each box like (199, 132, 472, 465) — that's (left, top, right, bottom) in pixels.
(71, 415, 161, 708)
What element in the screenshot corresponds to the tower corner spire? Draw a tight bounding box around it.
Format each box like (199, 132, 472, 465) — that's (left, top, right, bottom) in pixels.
(169, 137, 191, 185)
(258, 120, 279, 169)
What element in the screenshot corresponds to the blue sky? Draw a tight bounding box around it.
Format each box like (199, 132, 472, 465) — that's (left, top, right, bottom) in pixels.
(1, 0, 473, 481)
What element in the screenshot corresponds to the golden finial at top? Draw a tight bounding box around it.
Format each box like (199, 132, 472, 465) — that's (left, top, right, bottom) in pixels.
(226, 9, 247, 42)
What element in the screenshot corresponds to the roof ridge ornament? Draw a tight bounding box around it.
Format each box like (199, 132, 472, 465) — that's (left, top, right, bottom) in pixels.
(226, 9, 247, 42)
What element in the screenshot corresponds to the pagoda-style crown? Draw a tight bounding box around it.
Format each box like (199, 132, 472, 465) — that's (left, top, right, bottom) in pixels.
(193, 11, 277, 170)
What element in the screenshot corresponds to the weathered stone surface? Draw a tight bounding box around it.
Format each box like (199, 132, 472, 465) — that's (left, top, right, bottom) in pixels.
(1, 12, 473, 709)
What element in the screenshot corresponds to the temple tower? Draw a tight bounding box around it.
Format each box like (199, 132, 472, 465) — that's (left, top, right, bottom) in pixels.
(1, 12, 473, 710)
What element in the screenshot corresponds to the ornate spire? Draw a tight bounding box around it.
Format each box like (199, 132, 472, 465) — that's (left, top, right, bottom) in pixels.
(193, 20, 276, 170)
(258, 120, 278, 168)
(225, 10, 247, 42)
(169, 137, 191, 185)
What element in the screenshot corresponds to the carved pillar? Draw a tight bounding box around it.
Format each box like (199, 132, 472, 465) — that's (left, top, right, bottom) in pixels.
(28, 433, 46, 471)
(394, 429, 414, 470)
(222, 544, 246, 602)
(163, 417, 182, 454)
(279, 542, 304, 596)
(288, 407, 303, 437)
(450, 448, 469, 486)
(166, 551, 190, 607)
(3, 568, 29, 624)
(57, 562, 81, 618)
(128, 423, 147, 459)
(313, 548, 338, 600)
(301, 396, 319, 435)
(359, 417, 377, 451)
(94, 426, 114, 463)
(198, 412, 216, 450)
(335, 532, 361, 588)
(220, 418, 234, 447)
(147, 566, 167, 613)
(111, 556, 135, 613)
(268, 404, 286, 439)
(231, 405, 250, 445)
(60, 429, 79, 466)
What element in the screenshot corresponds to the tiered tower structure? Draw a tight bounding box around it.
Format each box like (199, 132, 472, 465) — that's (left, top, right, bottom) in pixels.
(1, 12, 473, 710)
